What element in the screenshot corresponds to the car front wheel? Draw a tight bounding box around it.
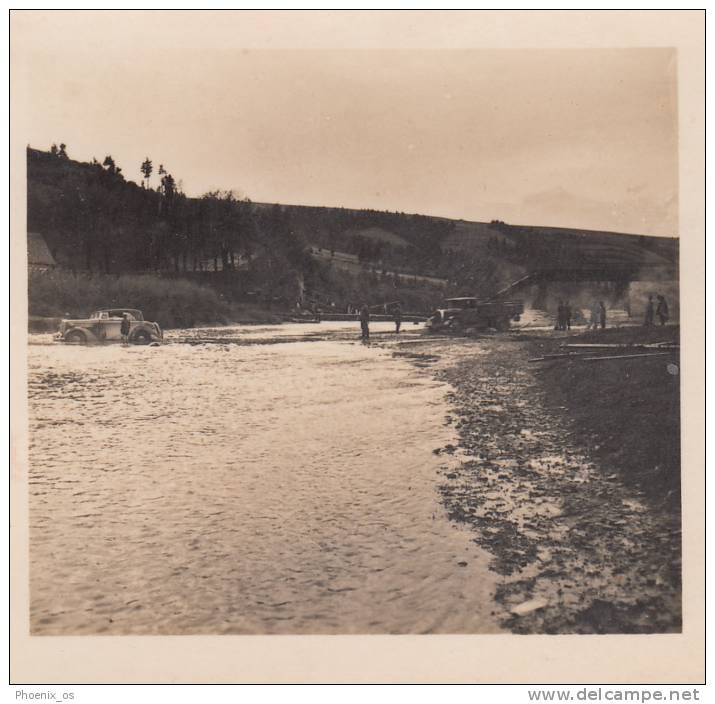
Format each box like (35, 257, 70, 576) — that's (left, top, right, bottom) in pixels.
(65, 329, 87, 345)
(131, 329, 151, 345)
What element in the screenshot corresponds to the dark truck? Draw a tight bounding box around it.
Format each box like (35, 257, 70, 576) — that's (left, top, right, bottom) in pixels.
(425, 297, 524, 334)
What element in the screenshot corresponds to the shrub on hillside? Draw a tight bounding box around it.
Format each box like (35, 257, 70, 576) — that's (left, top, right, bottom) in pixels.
(29, 271, 230, 328)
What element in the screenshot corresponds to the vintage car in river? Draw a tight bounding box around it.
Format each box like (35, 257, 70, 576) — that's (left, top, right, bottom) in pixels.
(425, 297, 524, 333)
(54, 308, 163, 345)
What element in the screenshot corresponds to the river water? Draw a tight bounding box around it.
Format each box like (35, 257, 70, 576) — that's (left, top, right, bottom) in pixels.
(28, 322, 500, 635)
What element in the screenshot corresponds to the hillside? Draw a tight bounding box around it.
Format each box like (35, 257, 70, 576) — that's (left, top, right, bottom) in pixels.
(27, 145, 678, 320)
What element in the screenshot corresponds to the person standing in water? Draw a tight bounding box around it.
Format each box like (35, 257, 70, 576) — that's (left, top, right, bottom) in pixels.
(120, 312, 131, 345)
(393, 302, 402, 334)
(360, 303, 370, 341)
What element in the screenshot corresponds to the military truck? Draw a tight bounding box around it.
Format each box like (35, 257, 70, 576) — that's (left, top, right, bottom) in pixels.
(425, 297, 524, 334)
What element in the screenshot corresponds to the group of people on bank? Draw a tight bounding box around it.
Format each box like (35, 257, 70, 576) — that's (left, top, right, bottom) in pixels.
(555, 299, 608, 330)
(358, 302, 402, 341)
(555, 300, 576, 330)
(587, 300, 608, 330)
(556, 300, 608, 330)
(644, 294, 669, 327)
(555, 294, 670, 332)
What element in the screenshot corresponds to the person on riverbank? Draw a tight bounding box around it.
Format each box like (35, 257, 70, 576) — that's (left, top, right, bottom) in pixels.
(656, 295, 669, 326)
(120, 312, 131, 344)
(599, 301, 607, 329)
(589, 300, 600, 329)
(556, 300, 564, 330)
(393, 303, 402, 334)
(564, 300, 572, 330)
(360, 304, 370, 341)
(644, 295, 655, 327)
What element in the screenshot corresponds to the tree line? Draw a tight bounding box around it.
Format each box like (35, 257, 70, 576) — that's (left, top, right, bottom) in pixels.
(28, 146, 312, 284)
(27, 145, 462, 308)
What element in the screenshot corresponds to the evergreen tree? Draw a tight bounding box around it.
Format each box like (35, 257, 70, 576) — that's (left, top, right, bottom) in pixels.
(140, 157, 153, 189)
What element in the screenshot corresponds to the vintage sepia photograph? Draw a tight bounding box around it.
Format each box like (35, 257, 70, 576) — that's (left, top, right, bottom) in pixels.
(10, 9, 704, 685)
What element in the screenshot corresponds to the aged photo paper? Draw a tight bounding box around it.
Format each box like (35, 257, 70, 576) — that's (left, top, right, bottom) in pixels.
(10, 10, 704, 683)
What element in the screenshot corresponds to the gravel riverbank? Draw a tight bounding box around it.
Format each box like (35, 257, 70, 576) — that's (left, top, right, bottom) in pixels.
(391, 329, 681, 634)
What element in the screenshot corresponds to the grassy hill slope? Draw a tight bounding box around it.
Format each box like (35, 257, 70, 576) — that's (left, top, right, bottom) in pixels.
(27, 145, 679, 323)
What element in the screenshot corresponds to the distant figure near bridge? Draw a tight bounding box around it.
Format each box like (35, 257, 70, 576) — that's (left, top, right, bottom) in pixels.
(556, 300, 566, 331)
(656, 295, 669, 326)
(644, 295, 655, 327)
(564, 300, 572, 330)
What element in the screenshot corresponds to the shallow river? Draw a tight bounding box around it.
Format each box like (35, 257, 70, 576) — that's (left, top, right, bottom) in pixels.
(28, 322, 500, 635)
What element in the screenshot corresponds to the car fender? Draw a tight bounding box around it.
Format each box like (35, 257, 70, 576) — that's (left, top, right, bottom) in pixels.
(129, 324, 161, 343)
(64, 326, 100, 343)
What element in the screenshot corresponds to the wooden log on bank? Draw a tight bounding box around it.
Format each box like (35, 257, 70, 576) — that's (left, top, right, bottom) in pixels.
(560, 342, 679, 350)
(581, 352, 674, 362)
(529, 350, 676, 363)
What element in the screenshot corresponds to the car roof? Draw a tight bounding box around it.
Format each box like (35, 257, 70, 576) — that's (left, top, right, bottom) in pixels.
(96, 308, 142, 314)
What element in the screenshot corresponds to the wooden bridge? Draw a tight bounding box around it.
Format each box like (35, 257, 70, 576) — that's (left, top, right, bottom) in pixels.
(492, 239, 678, 300)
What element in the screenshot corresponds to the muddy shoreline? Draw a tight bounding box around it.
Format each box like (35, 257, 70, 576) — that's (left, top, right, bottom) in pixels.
(391, 330, 682, 634)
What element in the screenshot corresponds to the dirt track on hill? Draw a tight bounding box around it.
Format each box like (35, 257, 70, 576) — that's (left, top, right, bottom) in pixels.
(393, 332, 682, 634)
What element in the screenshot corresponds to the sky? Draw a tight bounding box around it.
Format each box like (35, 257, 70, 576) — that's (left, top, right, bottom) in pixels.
(14, 17, 678, 236)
